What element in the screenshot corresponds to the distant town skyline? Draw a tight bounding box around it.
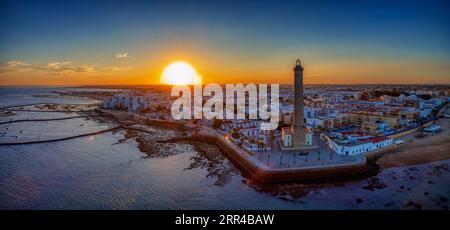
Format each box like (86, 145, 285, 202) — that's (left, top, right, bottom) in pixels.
(1, 0, 449, 85)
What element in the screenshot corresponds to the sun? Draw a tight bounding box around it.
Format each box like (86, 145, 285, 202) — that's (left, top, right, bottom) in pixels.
(160, 61, 201, 85)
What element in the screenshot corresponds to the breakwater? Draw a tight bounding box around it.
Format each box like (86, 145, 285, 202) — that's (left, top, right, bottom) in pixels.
(0, 126, 121, 146)
(0, 115, 107, 125)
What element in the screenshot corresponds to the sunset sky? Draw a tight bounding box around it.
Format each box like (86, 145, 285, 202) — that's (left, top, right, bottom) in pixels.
(0, 0, 449, 85)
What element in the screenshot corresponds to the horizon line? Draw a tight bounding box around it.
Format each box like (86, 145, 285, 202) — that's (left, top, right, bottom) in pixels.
(1, 83, 450, 88)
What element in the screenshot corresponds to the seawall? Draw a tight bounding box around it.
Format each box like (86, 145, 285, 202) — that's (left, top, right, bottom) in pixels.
(190, 127, 370, 183)
(99, 109, 387, 183)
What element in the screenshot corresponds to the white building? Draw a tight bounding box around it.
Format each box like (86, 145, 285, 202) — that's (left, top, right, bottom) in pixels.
(102, 93, 150, 112)
(322, 133, 393, 156)
(420, 108, 433, 119)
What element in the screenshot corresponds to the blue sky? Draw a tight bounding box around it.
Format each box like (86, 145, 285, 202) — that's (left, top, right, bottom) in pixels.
(0, 0, 449, 85)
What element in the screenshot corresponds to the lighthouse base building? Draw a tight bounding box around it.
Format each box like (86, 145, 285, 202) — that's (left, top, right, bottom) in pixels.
(281, 126, 317, 151)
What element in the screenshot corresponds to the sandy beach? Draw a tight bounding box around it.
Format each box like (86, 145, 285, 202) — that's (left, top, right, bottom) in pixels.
(377, 107, 450, 168)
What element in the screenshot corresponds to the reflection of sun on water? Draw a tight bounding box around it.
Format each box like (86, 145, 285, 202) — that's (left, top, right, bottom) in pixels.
(160, 61, 201, 85)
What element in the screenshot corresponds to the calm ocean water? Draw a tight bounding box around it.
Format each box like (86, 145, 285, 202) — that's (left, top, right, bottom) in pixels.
(0, 87, 449, 210)
(0, 87, 100, 108)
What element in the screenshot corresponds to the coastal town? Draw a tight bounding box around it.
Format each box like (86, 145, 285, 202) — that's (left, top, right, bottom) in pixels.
(86, 60, 450, 175)
(3, 0, 450, 219)
(2, 58, 447, 205)
(1, 61, 449, 208)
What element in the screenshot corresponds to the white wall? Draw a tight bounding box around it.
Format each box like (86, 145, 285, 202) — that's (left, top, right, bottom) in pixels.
(324, 135, 393, 156)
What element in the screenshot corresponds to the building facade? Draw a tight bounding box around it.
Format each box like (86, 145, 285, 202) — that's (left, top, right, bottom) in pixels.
(322, 134, 393, 156)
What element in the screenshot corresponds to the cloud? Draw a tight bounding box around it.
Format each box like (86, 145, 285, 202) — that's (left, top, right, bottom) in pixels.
(44, 62, 95, 74)
(0, 60, 31, 73)
(0, 60, 134, 75)
(105, 66, 135, 72)
(115, 53, 130, 59)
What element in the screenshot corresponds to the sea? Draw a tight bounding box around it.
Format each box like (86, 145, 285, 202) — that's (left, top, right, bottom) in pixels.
(0, 86, 449, 210)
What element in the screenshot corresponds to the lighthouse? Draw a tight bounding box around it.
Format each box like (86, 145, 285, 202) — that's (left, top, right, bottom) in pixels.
(281, 59, 316, 150)
(293, 59, 309, 148)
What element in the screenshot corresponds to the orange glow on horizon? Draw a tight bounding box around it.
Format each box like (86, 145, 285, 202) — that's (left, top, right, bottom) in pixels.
(0, 57, 449, 85)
